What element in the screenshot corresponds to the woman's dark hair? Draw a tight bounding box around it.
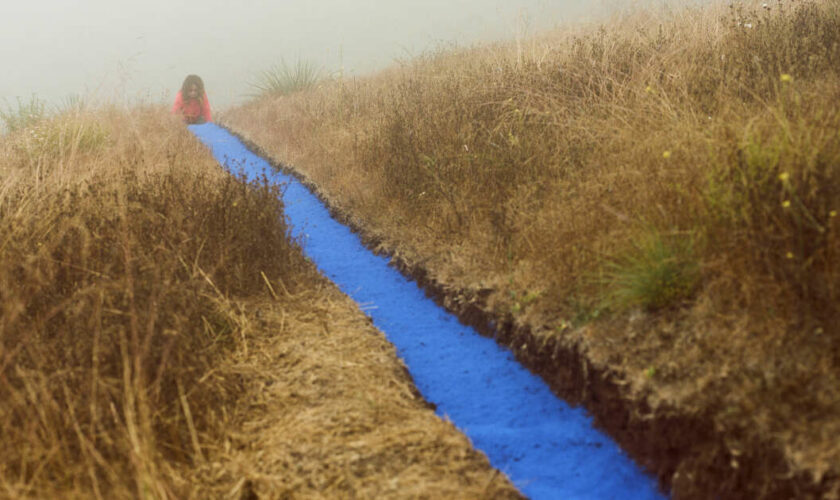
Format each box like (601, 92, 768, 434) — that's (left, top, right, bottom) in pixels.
(180, 74, 205, 101)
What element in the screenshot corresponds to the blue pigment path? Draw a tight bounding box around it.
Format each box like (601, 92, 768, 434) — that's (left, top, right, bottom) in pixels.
(191, 123, 665, 500)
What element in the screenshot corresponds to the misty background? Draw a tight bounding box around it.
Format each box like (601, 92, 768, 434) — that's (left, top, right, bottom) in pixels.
(2, 0, 641, 112)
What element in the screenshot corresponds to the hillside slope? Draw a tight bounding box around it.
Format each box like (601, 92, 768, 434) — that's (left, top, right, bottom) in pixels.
(223, 0, 840, 497)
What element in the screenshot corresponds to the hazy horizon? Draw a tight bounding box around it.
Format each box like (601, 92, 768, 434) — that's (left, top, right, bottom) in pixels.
(2, 0, 655, 112)
(0, 0, 632, 108)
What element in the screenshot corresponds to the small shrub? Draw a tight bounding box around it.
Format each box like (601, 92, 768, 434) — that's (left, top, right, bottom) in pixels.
(599, 230, 700, 311)
(249, 58, 322, 97)
(705, 87, 840, 318)
(1, 95, 46, 134)
(9, 118, 109, 167)
(26, 117, 110, 156)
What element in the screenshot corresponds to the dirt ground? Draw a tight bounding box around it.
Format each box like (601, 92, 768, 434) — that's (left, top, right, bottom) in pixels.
(196, 276, 522, 499)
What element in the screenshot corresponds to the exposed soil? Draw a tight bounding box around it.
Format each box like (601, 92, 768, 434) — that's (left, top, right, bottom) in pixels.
(220, 125, 839, 500)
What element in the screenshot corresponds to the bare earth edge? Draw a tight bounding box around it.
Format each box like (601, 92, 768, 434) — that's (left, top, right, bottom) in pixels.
(218, 124, 834, 500)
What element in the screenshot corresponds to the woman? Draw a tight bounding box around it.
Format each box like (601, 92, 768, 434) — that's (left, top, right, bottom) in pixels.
(172, 74, 212, 124)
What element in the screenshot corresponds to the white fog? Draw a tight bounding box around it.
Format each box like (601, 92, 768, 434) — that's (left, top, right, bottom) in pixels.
(0, 0, 646, 111)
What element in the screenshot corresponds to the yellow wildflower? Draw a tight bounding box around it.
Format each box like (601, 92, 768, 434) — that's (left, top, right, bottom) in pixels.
(645, 85, 654, 94)
(778, 172, 790, 182)
(782, 200, 791, 208)
(830, 210, 837, 218)
(786, 252, 794, 259)
(662, 150, 671, 159)
(780, 73, 793, 83)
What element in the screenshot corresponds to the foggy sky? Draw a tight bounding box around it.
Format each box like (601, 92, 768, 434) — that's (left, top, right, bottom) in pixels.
(2, 0, 618, 111)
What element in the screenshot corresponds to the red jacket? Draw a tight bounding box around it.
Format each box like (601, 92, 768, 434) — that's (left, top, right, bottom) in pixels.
(172, 90, 212, 123)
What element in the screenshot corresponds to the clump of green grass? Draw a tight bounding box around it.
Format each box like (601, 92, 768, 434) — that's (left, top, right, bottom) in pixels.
(599, 230, 700, 311)
(1, 95, 47, 133)
(249, 58, 322, 97)
(3, 94, 106, 158)
(19, 116, 110, 157)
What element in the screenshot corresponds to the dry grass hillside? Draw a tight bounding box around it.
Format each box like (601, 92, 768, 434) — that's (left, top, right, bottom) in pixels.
(223, 0, 840, 497)
(0, 105, 299, 498)
(0, 106, 520, 498)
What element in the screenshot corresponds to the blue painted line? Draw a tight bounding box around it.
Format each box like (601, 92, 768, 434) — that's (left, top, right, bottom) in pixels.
(190, 123, 665, 500)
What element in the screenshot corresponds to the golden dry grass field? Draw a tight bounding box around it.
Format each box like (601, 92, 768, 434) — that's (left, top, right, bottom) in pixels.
(0, 107, 519, 498)
(222, 0, 840, 497)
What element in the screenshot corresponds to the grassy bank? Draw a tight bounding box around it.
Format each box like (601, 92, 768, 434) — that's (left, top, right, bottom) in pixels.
(223, 0, 840, 496)
(0, 105, 307, 497)
(0, 105, 522, 498)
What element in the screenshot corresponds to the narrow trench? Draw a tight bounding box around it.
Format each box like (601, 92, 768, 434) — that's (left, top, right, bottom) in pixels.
(190, 123, 665, 500)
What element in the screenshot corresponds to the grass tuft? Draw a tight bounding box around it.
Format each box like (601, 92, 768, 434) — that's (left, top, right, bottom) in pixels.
(248, 58, 322, 97)
(1, 95, 47, 134)
(599, 229, 700, 311)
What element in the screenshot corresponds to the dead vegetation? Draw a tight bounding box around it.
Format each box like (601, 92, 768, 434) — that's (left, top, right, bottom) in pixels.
(203, 289, 521, 500)
(0, 106, 516, 498)
(222, 0, 840, 497)
(0, 105, 303, 497)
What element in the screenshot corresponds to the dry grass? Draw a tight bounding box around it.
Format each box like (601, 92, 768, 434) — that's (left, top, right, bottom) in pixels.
(0, 105, 305, 497)
(0, 104, 520, 498)
(202, 288, 520, 499)
(222, 0, 840, 495)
